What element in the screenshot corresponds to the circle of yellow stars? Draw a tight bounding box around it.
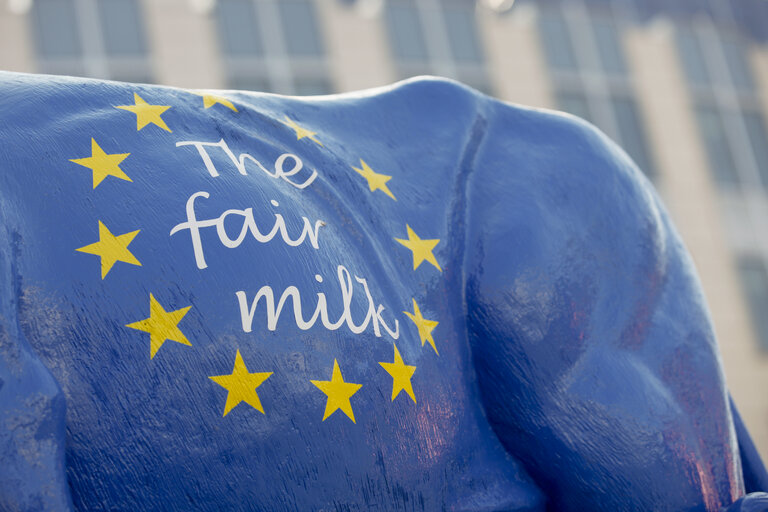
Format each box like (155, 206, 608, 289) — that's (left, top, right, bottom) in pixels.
(70, 89, 443, 423)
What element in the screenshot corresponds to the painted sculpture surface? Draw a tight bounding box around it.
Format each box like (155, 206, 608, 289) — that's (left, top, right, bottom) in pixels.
(0, 71, 767, 511)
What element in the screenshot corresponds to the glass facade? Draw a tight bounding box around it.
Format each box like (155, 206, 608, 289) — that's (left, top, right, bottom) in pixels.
(217, 0, 263, 57)
(98, 0, 147, 57)
(538, 4, 656, 179)
(216, 0, 331, 94)
(385, 3, 428, 63)
(32, 0, 81, 60)
(539, 11, 577, 72)
(675, 20, 768, 353)
(590, 17, 627, 75)
(383, 0, 491, 92)
(30, 0, 151, 82)
(743, 110, 768, 187)
(278, 0, 325, 58)
(694, 105, 740, 185)
(676, 25, 767, 188)
(442, 2, 484, 63)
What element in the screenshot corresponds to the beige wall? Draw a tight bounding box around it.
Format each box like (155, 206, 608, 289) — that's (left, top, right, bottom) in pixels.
(754, 46, 768, 150)
(0, 5, 33, 73)
(141, 0, 224, 89)
(316, 1, 395, 92)
(479, 5, 552, 108)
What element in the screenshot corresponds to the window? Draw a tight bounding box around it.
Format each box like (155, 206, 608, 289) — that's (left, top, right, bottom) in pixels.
(217, 0, 263, 57)
(442, 2, 484, 63)
(98, 0, 147, 57)
(743, 110, 768, 187)
(676, 25, 766, 191)
(539, 11, 577, 72)
(721, 37, 755, 92)
(590, 17, 627, 75)
(737, 256, 768, 352)
(676, 28, 710, 87)
(278, 0, 324, 58)
(216, 0, 331, 95)
(384, 3, 428, 63)
(30, 0, 151, 83)
(676, 27, 755, 92)
(383, 0, 491, 94)
(612, 96, 653, 174)
(32, 0, 81, 59)
(695, 105, 740, 185)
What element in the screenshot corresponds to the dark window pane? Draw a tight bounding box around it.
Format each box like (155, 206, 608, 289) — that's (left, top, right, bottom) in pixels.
(229, 75, 271, 92)
(109, 69, 153, 84)
(591, 17, 627, 75)
(442, 2, 484, 63)
(294, 78, 333, 95)
(676, 28, 710, 86)
(385, 2, 428, 62)
(98, 0, 147, 56)
(556, 90, 593, 124)
(217, 0, 263, 56)
(742, 110, 768, 187)
(279, 0, 324, 57)
(695, 104, 739, 185)
(538, 10, 577, 71)
(721, 37, 755, 91)
(737, 256, 768, 352)
(612, 96, 655, 177)
(32, 0, 82, 58)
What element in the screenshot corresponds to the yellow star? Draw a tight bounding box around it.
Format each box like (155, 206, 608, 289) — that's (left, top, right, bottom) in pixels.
(281, 116, 323, 146)
(310, 359, 362, 423)
(394, 225, 442, 272)
(209, 349, 273, 416)
(352, 159, 396, 201)
(69, 138, 131, 189)
(194, 91, 238, 112)
(379, 344, 417, 403)
(404, 299, 439, 355)
(115, 92, 172, 132)
(126, 293, 192, 359)
(76, 220, 141, 279)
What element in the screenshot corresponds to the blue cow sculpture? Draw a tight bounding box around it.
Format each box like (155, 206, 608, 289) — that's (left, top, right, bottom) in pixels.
(0, 71, 767, 511)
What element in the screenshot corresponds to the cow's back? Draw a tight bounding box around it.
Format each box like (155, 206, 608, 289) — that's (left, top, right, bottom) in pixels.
(0, 72, 543, 511)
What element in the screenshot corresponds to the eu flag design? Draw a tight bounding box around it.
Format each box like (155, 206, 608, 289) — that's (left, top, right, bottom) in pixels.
(0, 71, 767, 511)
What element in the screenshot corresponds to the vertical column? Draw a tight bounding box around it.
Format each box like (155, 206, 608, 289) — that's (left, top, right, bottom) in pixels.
(752, 45, 768, 149)
(75, 0, 108, 78)
(626, 22, 768, 458)
(314, 1, 395, 92)
(255, 0, 292, 94)
(140, 0, 224, 88)
(477, 5, 552, 107)
(0, 3, 34, 72)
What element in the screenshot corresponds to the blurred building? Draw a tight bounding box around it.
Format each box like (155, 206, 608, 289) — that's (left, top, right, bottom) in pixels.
(1, 0, 767, 458)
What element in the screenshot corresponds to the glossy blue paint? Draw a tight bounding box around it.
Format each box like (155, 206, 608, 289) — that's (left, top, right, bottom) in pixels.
(0, 71, 765, 511)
